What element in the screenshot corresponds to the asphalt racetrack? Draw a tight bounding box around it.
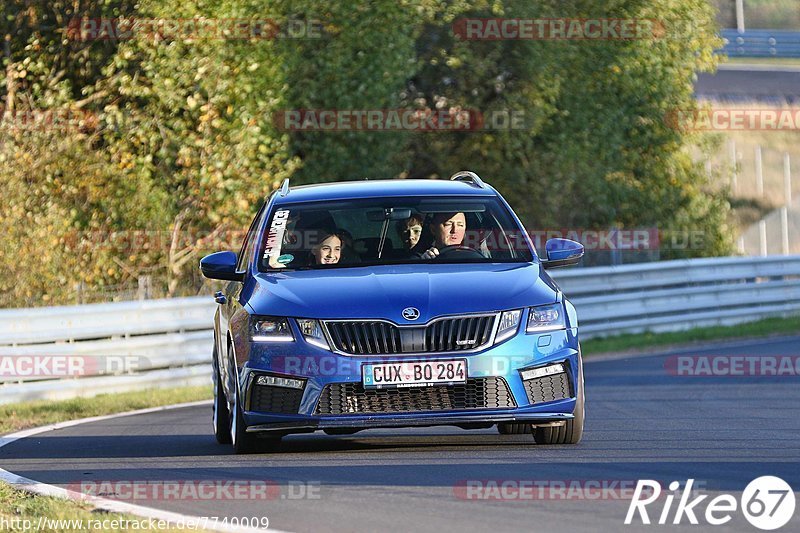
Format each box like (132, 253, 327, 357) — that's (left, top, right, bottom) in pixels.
(2, 336, 799, 532)
(694, 65, 800, 103)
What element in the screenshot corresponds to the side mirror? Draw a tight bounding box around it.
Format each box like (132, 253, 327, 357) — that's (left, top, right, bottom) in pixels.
(200, 251, 244, 282)
(541, 238, 584, 269)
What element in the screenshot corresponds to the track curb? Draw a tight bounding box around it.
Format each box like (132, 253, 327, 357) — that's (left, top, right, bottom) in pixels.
(0, 400, 289, 533)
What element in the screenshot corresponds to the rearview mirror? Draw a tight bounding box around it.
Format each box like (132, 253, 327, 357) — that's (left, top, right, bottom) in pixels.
(200, 251, 244, 281)
(366, 208, 413, 222)
(541, 238, 584, 269)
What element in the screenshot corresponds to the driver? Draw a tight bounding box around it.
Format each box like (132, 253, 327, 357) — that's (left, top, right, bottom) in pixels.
(421, 212, 466, 259)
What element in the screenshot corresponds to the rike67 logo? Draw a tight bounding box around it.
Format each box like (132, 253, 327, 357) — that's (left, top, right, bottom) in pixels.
(626, 477, 796, 530)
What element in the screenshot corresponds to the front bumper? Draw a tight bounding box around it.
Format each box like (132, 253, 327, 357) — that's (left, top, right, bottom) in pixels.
(236, 325, 580, 434)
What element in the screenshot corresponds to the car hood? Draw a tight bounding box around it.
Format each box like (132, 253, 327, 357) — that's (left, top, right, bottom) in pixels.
(246, 263, 558, 322)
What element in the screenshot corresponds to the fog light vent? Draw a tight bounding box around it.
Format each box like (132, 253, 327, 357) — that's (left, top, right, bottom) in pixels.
(520, 363, 564, 381)
(520, 364, 570, 405)
(256, 375, 304, 389)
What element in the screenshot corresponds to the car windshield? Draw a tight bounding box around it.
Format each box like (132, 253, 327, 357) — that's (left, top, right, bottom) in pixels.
(258, 196, 534, 271)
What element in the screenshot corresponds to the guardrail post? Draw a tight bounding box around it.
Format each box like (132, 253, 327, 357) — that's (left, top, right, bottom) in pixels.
(755, 146, 763, 198)
(730, 140, 738, 195)
(759, 220, 768, 256)
(735, 0, 745, 33)
(781, 207, 790, 255)
(785, 153, 793, 207)
(137, 276, 152, 301)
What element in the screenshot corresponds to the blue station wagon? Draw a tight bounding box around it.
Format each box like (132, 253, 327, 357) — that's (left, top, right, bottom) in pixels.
(201, 171, 585, 453)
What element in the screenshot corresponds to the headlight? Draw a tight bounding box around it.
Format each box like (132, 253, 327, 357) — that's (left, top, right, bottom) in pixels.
(526, 303, 565, 333)
(251, 316, 293, 342)
(495, 309, 522, 343)
(297, 319, 330, 350)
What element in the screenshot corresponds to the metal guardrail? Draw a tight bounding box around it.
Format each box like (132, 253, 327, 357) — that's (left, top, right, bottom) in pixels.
(0, 296, 215, 346)
(720, 29, 800, 58)
(0, 296, 216, 390)
(0, 366, 212, 405)
(551, 255, 800, 335)
(1, 255, 799, 403)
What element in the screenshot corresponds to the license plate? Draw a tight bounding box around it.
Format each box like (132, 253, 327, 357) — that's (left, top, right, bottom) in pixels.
(362, 360, 467, 388)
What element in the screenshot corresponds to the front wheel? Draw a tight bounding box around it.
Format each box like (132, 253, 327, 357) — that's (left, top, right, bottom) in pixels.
(533, 351, 585, 445)
(230, 377, 263, 454)
(228, 347, 281, 454)
(212, 346, 232, 444)
(497, 423, 530, 434)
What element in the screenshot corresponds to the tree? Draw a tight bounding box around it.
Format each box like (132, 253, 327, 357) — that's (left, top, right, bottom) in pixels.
(274, 0, 420, 183)
(408, 0, 732, 257)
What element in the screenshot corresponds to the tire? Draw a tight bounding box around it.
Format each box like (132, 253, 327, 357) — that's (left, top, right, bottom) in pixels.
(212, 345, 232, 444)
(230, 382, 261, 454)
(533, 350, 585, 445)
(228, 345, 281, 454)
(497, 423, 531, 434)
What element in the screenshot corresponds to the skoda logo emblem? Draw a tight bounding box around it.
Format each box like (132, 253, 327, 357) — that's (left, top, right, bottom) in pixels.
(402, 307, 420, 321)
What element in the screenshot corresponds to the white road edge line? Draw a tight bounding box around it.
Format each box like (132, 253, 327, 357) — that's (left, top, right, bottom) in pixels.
(0, 400, 291, 533)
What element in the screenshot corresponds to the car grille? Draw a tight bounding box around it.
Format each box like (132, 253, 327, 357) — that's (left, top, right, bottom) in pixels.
(248, 384, 304, 414)
(324, 315, 496, 355)
(523, 372, 571, 405)
(314, 377, 515, 415)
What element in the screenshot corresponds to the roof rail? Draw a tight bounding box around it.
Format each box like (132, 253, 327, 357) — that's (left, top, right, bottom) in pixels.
(449, 171, 486, 189)
(279, 178, 290, 197)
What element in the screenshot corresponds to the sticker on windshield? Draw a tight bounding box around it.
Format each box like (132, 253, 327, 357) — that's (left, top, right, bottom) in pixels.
(263, 209, 290, 261)
(277, 254, 294, 264)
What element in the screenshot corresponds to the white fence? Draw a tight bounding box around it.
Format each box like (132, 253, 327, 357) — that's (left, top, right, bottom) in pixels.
(1, 255, 799, 404)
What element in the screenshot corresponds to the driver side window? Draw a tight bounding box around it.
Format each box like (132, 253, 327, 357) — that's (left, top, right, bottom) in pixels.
(236, 204, 266, 273)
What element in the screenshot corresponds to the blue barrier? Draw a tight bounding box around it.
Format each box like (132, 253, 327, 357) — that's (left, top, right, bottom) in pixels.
(720, 29, 800, 58)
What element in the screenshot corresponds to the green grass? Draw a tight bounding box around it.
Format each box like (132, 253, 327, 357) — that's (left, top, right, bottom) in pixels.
(723, 57, 800, 67)
(582, 314, 800, 356)
(1, 386, 213, 532)
(693, 118, 800, 249)
(0, 385, 212, 436)
(0, 482, 208, 532)
(703, 117, 800, 211)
